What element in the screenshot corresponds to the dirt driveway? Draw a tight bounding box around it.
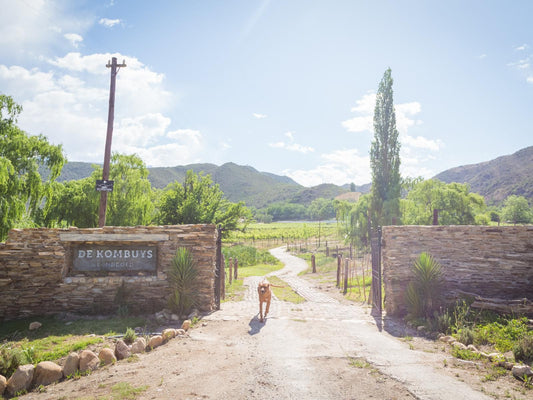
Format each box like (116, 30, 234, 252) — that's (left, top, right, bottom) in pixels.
(23, 248, 509, 400)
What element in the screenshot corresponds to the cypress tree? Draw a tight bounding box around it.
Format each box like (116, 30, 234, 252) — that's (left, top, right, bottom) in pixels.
(370, 68, 401, 227)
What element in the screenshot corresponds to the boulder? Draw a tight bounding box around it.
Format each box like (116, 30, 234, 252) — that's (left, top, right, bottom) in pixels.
(438, 335, 454, 343)
(182, 320, 191, 331)
(175, 329, 186, 336)
(148, 335, 163, 349)
(114, 339, 131, 361)
(6, 364, 34, 396)
(33, 361, 63, 387)
(29, 321, 42, 331)
(0, 374, 6, 396)
(512, 365, 533, 380)
(162, 328, 175, 341)
(99, 348, 117, 365)
(79, 350, 99, 373)
(467, 345, 479, 352)
(452, 341, 468, 350)
(188, 309, 200, 319)
(131, 337, 147, 354)
(63, 352, 80, 378)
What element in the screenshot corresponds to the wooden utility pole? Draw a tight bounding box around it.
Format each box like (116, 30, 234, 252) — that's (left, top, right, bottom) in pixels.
(98, 57, 126, 228)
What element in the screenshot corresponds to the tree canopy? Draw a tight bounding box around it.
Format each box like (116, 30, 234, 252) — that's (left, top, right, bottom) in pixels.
(0, 95, 65, 240)
(157, 170, 250, 233)
(370, 68, 401, 227)
(501, 195, 532, 224)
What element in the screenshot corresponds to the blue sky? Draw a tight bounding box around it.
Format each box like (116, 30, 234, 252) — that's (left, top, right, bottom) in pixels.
(1, 0, 532, 187)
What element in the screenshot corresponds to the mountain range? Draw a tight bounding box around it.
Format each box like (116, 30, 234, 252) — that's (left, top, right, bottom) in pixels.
(57, 146, 532, 208)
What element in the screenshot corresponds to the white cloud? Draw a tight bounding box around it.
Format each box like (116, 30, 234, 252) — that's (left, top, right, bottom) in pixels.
(253, 113, 267, 119)
(64, 33, 83, 48)
(99, 18, 122, 28)
(479, 54, 487, 59)
(341, 115, 373, 133)
(0, 51, 197, 166)
(268, 132, 314, 154)
(0, 1, 93, 59)
(527, 77, 533, 84)
(285, 148, 370, 187)
(515, 44, 528, 51)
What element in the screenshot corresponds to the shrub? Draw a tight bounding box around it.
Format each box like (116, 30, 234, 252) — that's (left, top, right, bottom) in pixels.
(513, 334, 533, 363)
(222, 245, 277, 267)
(168, 247, 198, 316)
(123, 327, 137, 345)
(0, 345, 26, 378)
(406, 252, 444, 318)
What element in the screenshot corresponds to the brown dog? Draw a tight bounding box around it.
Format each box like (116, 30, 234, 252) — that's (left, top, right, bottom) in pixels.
(257, 279, 272, 322)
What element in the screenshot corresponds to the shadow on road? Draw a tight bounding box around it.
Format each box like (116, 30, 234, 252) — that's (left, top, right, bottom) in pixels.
(248, 315, 267, 335)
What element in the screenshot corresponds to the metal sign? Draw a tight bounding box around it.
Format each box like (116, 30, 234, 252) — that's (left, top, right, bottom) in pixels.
(96, 180, 114, 192)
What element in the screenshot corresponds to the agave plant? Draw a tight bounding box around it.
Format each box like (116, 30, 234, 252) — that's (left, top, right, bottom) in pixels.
(406, 252, 444, 318)
(168, 247, 199, 316)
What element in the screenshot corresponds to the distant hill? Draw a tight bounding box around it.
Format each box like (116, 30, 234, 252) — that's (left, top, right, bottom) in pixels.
(434, 146, 533, 205)
(56, 145, 532, 209)
(57, 161, 352, 209)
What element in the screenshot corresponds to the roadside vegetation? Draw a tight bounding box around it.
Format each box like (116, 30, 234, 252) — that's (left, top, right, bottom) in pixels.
(0, 316, 152, 379)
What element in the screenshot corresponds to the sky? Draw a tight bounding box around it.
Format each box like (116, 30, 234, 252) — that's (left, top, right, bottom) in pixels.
(1, 0, 532, 187)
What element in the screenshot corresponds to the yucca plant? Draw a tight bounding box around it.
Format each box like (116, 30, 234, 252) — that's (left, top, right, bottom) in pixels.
(406, 252, 444, 318)
(168, 247, 199, 316)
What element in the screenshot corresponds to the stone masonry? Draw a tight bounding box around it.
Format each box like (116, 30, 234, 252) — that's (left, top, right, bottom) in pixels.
(382, 225, 533, 316)
(0, 225, 218, 321)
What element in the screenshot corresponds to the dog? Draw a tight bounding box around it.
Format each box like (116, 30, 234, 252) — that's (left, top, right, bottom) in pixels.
(257, 279, 272, 322)
(257, 279, 285, 322)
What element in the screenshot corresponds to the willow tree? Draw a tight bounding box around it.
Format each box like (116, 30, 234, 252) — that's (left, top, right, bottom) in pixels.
(370, 68, 401, 227)
(0, 95, 65, 240)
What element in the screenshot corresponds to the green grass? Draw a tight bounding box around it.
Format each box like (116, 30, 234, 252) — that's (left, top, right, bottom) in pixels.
(268, 276, 305, 304)
(235, 262, 284, 278)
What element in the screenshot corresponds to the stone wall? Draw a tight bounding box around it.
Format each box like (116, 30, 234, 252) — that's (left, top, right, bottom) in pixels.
(0, 225, 218, 321)
(382, 225, 533, 316)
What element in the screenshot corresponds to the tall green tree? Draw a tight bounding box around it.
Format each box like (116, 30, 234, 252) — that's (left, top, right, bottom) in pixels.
(0, 95, 65, 240)
(45, 154, 155, 228)
(501, 195, 532, 224)
(157, 170, 250, 234)
(336, 194, 371, 250)
(401, 179, 486, 225)
(370, 68, 401, 227)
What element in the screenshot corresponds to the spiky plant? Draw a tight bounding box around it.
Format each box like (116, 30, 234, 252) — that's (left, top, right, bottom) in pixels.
(406, 252, 444, 318)
(168, 247, 198, 316)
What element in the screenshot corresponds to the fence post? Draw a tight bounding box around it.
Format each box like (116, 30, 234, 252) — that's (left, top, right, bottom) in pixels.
(229, 257, 233, 284)
(326, 245, 329, 257)
(336, 254, 342, 288)
(234, 258, 238, 280)
(221, 255, 226, 300)
(312, 254, 316, 273)
(343, 258, 350, 295)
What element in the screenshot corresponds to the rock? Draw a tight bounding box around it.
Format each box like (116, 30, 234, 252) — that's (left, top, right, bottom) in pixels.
(175, 329, 186, 336)
(512, 365, 533, 380)
(504, 362, 514, 371)
(467, 344, 479, 352)
(114, 339, 131, 361)
(439, 335, 454, 343)
(33, 361, 63, 387)
(162, 328, 175, 341)
(99, 348, 117, 365)
(148, 335, 163, 349)
(0, 374, 6, 396)
(6, 364, 34, 396)
(188, 309, 199, 319)
(182, 319, 191, 331)
(452, 342, 468, 350)
(63, 352, 80, 378)
(29, 321, 42, 331)
(131, 337, 146, 354)
(171, 314, 180, 321)
(79, 350, 99, 372)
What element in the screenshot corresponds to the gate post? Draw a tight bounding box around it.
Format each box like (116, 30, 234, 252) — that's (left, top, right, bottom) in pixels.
(370, 227, 382, 315)
(215, 225, 222, 310)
